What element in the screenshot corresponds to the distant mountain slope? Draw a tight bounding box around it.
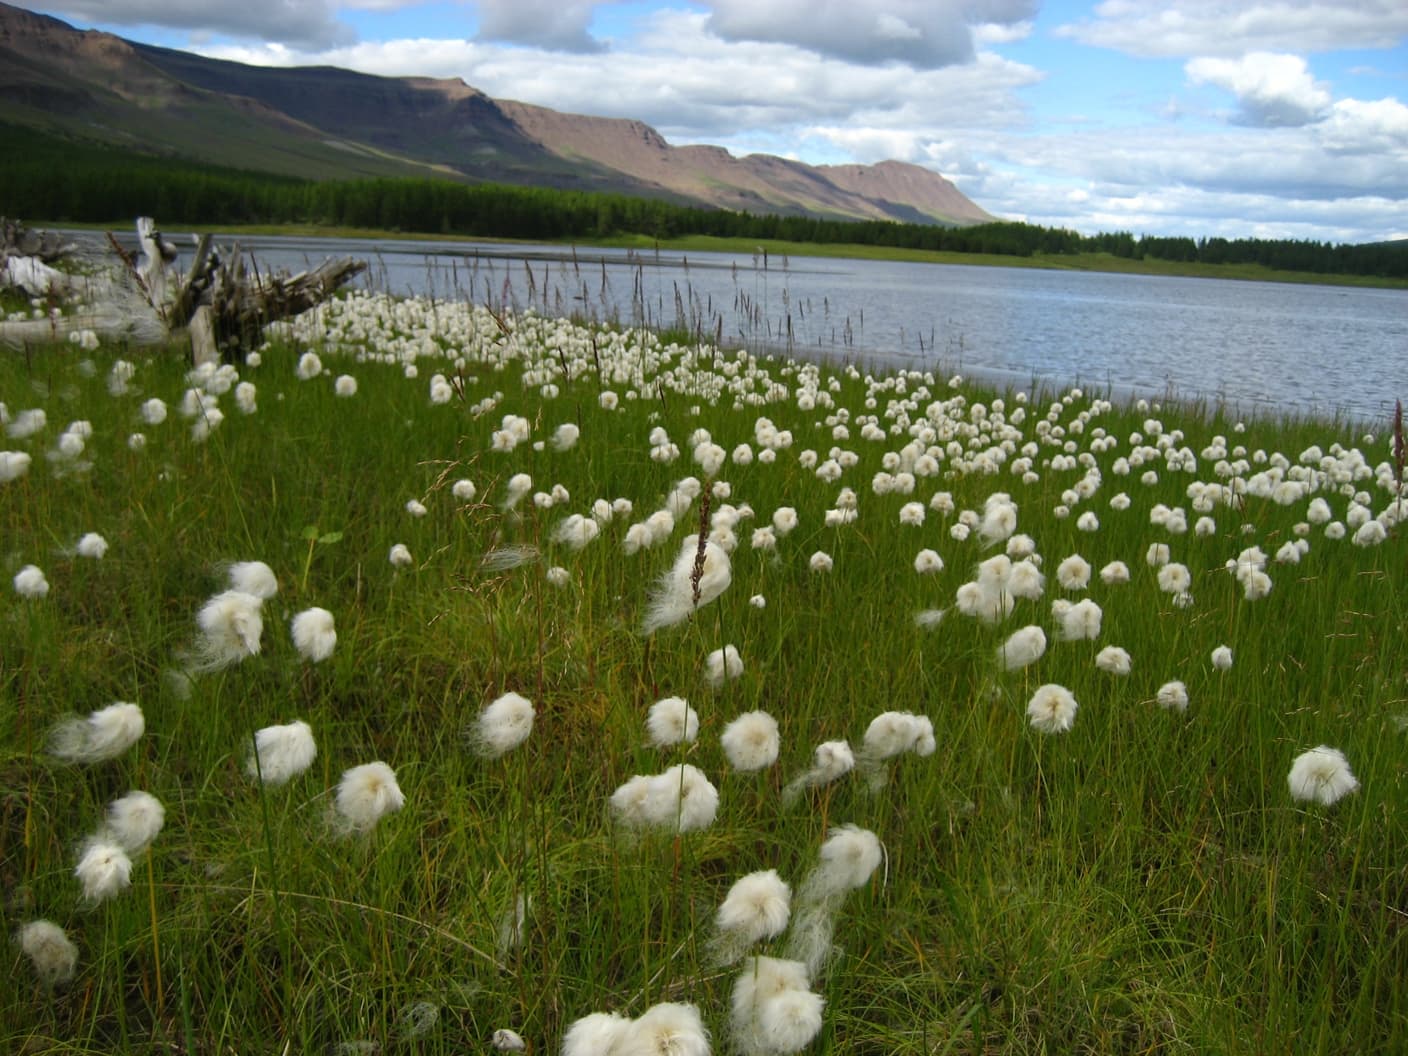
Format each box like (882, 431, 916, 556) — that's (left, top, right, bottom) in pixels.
(0, 1, 994, 225)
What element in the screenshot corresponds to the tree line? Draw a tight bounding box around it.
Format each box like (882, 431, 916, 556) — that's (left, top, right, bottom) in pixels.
(3, 123, 1404, 279)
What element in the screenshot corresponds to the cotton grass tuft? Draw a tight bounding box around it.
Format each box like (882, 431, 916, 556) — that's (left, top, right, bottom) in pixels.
(290, 607, 337, 663)
(49, 702, 145, 764)
(470, 692, 536, 759)
(334, 761, 405, 834)
(247, 720, 318, 786)
(1287, 746, 1358, 806)
(16, 920, 79, 986)
(720, 711, 781, 771)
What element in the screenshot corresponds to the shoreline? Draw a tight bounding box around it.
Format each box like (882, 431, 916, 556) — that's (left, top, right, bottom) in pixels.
(38, 220, 1408, 292)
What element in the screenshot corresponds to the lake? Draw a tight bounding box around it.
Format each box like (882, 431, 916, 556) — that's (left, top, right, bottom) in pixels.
(124, 232, 1408, 423)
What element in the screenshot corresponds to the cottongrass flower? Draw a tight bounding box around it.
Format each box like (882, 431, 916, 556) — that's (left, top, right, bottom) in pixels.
(1056, 555, 1091, 591)
(711, 870, 792, 965)
(295, 351, 323, 380)
(1026, 684, 1078, 734)
(1156, 562, 1192, 594)
(546, 565, 571, 587)
(749, 593, 767, 609)
(334, 374, 357, 397)
(706, 644, 745, 687)
(731, 956, 825, 1056)
(247, 720, 318, 785)
(190, 590, 264, 672)
(552, 422, 580, 451)
(0, 449, 32, 482)
(388, 543, 413, 568)
(999, 625, 1047, 671)
(75, 532, 109, 559)
(642, 538, 732, 635)
(471, 691, 535, 759)
(808, 550, 833, 574)
(452, 478, 477, 502)
(552, 513, 600, 551)
(16, 920, 79, 986)
(334, 761, 405, 834)
(1287, 746, 1359, 806)
(562, 1012, 631, 1056)
(491, 1028, 526, 1052)
(610, 763, 719, 833)
(1100, 560, 1131, 585)
(75, 839, 133, 902)
(49, 702, 145, 764)
(1095, 645, 1132, 675)
(1211, 645, 1234, 671)
(782, 741, 855, 805)
(104, 790, 165, 854)
(621, 1003, 711, 1056)
(857, 711, 935, 788)
(405, 498, 428, 517)
(647, 696, 699, 747)
(13, 564, 48, 598)
(1057, 598, 1102, 641)
(290, 607, 336, 663)
(228, 560, 278, 600)
(503, 472, 533, 509)
(913, 548, 943, 574)
(787, 825, 884, 976)
(1156, 681, 1189, 712)
(720, 711, 781, 772)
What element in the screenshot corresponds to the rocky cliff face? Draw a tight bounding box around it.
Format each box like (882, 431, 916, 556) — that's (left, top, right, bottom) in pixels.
(0, 1, 993, 225)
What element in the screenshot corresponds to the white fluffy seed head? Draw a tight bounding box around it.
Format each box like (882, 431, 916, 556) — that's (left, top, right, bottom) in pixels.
(646, 696, 699, 747)
(1000, 625, 1047, 671)
(1287, 745, 1358, 806)
(74, 839, 132, 902)
(227, 560, 278, 600)
(561, 1012, 631, 1056)
(104, 790, 165, 853)
(472, 692, 535, 759)
(247, 720, 317, 786)
(290, 607, 336, 663)
(49, 702, 145, 764)
(17, 920, 79, 986)
(719, 711, 780, 772)
(622, 1002, 710, 1056)
(716, 870, 792, 947)
(334, 761, 405, 834)
(191, 590, 264, 672)
(1026, 684, 1078, 734)
(642, 539, 732, 635)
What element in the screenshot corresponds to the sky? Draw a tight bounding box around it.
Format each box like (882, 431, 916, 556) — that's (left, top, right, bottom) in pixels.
(16, 0, 1408, 244)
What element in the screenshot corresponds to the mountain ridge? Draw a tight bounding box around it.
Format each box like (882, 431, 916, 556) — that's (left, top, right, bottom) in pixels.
(0, 1, 994, 226)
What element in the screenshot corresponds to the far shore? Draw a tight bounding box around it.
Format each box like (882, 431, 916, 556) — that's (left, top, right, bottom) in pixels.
(40, 220, 1408, 291)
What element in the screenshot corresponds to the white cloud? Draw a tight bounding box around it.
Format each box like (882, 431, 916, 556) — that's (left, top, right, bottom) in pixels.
(34, 0, 353, 48)
(474, 0, 604, 52)
(1185, 52, 1331, 126)
(1056, 0, 1408, 59)
(699, 0, 1036, 69)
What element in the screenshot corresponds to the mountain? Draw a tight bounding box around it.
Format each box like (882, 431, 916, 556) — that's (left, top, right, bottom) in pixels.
(0, 2, 994, 226)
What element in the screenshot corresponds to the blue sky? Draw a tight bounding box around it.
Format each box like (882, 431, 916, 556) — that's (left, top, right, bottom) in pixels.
(16, 1, 1408, 243)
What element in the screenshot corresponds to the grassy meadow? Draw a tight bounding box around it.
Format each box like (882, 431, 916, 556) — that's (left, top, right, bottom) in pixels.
(2, 288, 1407, 1054)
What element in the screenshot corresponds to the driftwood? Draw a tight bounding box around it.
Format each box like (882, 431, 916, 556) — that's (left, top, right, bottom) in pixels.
(1, 217, 367, 362)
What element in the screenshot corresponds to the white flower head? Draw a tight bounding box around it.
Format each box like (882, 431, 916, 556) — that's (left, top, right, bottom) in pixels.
(1000, 625, 1047, 671)
(227, 560, 278, 600)
(74, 839, 132, 902)
(388, 543, 413, 568)
(49, 702, 145, 764)
(642, 538, 732, 635)
(1095, 645, 1132, 675)
(190, 590, 264, 672)
(647, 696, 699, 747)
(75, 532, 109, 559)
(713, 869, 792, 964)
(720, 710, 781, 771)
(1156, 681, 1189, 712)
(471, 692, 535, 759)
(104, 790, 165, 854)
(13, 564, 49, 598)
(290, 607, 336, 663)
(1027, 684, 1077, 734)
(1287, 746, 1358, 806)
(562, 1012, 631, 1056)
(334, 761, 405, 834)
(621, 1003, 710, 1056)
(813, 823, 883, 894)
(1056, 555, 1091, 591)
(247, 720, 317, 786)
(490, 1028, 526, 1052)
(1211, 645, 1234, 671)
(705, 644, 745, 688)
(16, 920, 79, 986)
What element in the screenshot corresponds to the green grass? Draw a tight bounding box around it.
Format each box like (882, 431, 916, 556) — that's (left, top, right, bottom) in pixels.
(2, 294, 1406, 1054)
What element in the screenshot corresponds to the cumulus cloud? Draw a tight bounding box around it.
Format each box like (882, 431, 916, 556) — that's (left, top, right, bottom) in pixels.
(474, 0, 604, 52)
(701, 0, 1036, 69)
(1185, 52, 1331, 126)
(34, 0, 354, 48)
(1056, 0, 1408, 59)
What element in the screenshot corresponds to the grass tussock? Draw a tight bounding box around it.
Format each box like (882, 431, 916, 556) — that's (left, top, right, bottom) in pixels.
(2, 291, 1407, 1054)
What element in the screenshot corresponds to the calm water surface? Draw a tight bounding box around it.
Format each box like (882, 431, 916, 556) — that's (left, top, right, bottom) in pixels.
(175, 234, 1408, 422)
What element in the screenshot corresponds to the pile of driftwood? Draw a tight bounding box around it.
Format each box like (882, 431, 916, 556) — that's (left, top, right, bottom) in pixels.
(1, 217, 367, 363)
